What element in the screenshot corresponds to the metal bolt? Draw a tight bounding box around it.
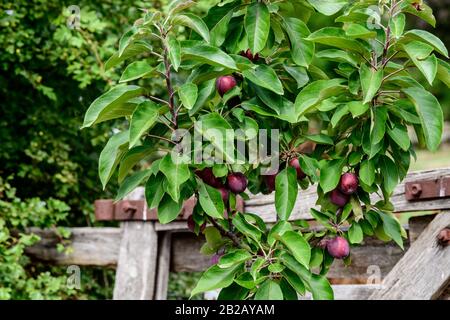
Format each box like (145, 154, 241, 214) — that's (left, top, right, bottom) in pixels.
(437, 228, 450, 247)
(122, 200, 137, 215)
(410, 183, 422, 197)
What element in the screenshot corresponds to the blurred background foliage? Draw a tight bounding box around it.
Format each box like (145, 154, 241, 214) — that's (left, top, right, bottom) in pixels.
(0, 0, 448, 299)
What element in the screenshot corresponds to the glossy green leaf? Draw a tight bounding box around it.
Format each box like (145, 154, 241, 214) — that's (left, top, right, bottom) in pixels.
(179, 82, 198, 110)
(82, 85, 144, 128)
(370, 106, 388, 145)
(183, 44, 238, 70)
(243, 65, 284, 95)
(232, 213, 261, 242)
(275, 167, 298, 221)
(119, 61, 153, 83)
(359, 159, 375, 186)
(159, 153, 190, 203)
(390, 13, 405, 39)
(254, 280, 283, 300)
(119, 145, 154, 183)
(279, 231, 311, 269)
(157, 193, 183, 224)
(379, 212, 404, 249)
(379, 155, 398, 195)
(403, 41, 437, 85)
(359, 64, 383, 104)
(168, 37, 181, 72)
(402, 87, 443, 151)
(404, 30, 448, 57)
(218, 250, 252, 269)
(129, 101, 159, 148)
(145, 173, 165, 210)
(348, 101, 369, 118)
(307, 0, 347, 16)
(172, 14, 210, 43)
(320, 158, 345, 193)
(115, 169, 151, 201)
(388, 125, 410, 151)
(191, 264, 242, 297)
(283, 17, 314, 67)
(198, 180, 224, 219)
(99, 131, 129, 189)
(245, 2, 270, 54)
(348, 222, 363, 244)
(306, 27, 367, 54)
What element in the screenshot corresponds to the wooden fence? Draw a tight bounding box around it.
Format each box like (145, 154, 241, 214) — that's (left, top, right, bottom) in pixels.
(25, 168, 450, 300)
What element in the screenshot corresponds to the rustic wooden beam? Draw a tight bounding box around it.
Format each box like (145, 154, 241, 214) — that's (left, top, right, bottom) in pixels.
(369, 210, 450, 300)
(154, 231, 172, 300)
(246, 168, 450, 222)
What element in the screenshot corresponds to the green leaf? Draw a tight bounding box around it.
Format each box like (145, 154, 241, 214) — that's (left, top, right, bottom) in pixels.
(115, 169, 151, 201)
(157, 194, 183, 224)
(404, 30, 448, 57)
(129, 101, 159, 148)
(159, 154, 190, 202)
(218, 283, 249, 300)
(99, 131, 129, 189)
(359, 64, 383, 104)
(350, 195, 363, 222)
(244, 2, 270, 54)
(359, 159, 375, 186)
(284, 65, 310, 88)
(306, 27, 367, 54)
(320, 158, 345, 193)
(268, 263, 285, 274)
(275, 167, 298, 221)
(331, 104, 349, 128)
(294, 79, 346, 118)
(348, 101, 369, 118)
(436, 59, 450, 88)
(402, 87, 443, 151)
(243, 65, 284, 95)
(306, 0, 347, 16)
(210, 10, 233, 47)
(204, 227, 223, 249)
(168, 37, 181, 72)
(119, 61, 153, 83)
(379, 155, 398, 195)
(118, 27, 137, 57)
(179, 83, 198, 110)
(282, 269, 306, 295)
(183, 44, 238, 70)
(279, 231, 311, 269)
(198, 180, 225, 219)
(172, 14, 210, 43)
(379, 212, 403, 249)
(403, 2, 435, 27)
(232, 213, 261, 242)
(250, 257, 265, 281)
(348, 222, 363, 244)
(344, 23, 377, 39)
(283, 17, 314, 67)
(316, 49, 358, 66)
(254, 280, 283, 300)
(218, 250, 252, 269)
(309, 274, 334, 300)
(390, 13, 405, 39)
(119, 145, 154, 183)
(304, 134, 334, 145)
(82, 85, 144, 128)
(370, 106, 388, 145)
(105, 41, 152, 71)
(145, 173, 165, 210)
(268, 221, 292, 246)
(388, 125, 410, 151)
(403, 41, 437, 85)
(191, 264, 242, 297)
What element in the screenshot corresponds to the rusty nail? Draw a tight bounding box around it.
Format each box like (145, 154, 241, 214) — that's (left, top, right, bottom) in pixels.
(437, 228, 450, 247)
(410, 183, 422, 197)
(122, 200, 137, 215)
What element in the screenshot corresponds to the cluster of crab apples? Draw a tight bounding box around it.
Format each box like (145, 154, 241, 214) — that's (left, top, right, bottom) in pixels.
(189, 49, 355, 260)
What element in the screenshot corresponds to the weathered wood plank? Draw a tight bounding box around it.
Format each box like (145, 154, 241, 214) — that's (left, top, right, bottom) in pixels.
(26, 227, 120, 266)
(155, 231, 172, 300)
(369, 210, 450, 300)
(113, 221, 158, 300)
(300, 284, 382, 300)
(246, 168, 450, 221)
(408, 214, 435, 243)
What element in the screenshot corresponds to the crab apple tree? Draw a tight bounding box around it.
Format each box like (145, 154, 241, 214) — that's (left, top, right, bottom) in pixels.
(83, 0, 448, 300)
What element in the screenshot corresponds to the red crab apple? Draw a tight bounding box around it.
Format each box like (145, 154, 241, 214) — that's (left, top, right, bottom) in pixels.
(327, 236, 350, 259)
(264, 173, 278, 193)
(187, 214, 205, 233)
(339, 172, 359, 195)
(218, 187, 229, 203)
(195, 168, 223, 188)
(227, 172, 248, 194)
(240, 49, 259, 62)
(216, 75, 237, 96)
(329, 188, 350, 207)
(289, 157, 306, 179)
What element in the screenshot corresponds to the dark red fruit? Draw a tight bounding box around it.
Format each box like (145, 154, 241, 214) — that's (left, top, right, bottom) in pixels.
(219, 187, 229, 203)
(216, 75, 237, 96)
(264, 173, 277, 193)
(187, 215, 205, 233)
(329, 188, 349, 207)
(326, 236, 350, 259)
(195, 168, 223, 188)
(289, 157, 306, 179)
(339, 172, 359, 195)
(227, 172, 248, 194)
(240, 49, 259, 62)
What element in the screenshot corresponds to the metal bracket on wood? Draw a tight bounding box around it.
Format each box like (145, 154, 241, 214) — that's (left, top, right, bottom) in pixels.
(405, 177, 450, 201)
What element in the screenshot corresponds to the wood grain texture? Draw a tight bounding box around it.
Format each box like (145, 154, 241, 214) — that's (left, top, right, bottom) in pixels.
(25, 227, 120, 266)
(369, 210, 450, 300)
(155, 231, 172, 300)
(246, 168, 450, 222)
(113, 221, 158, 300)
